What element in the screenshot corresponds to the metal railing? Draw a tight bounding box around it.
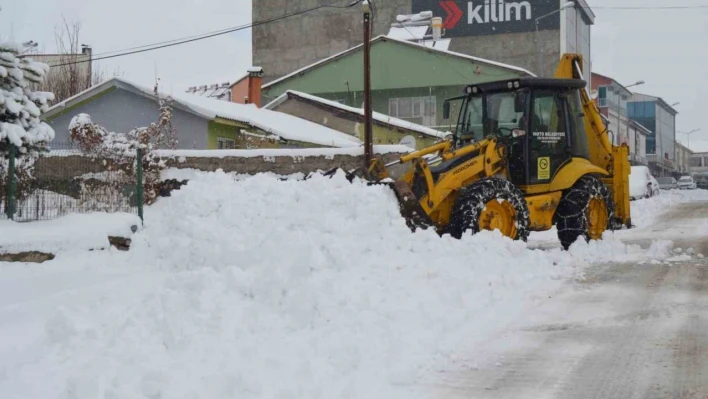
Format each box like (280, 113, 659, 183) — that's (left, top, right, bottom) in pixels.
(2, 142, 144, 222)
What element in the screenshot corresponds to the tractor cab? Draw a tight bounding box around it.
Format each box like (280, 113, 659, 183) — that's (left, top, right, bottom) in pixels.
(443, 77, 591, 187)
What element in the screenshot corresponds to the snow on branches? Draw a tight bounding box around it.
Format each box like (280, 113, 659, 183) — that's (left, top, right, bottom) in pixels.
(69, 100, 178, 204)
(0, 42, 55, 155)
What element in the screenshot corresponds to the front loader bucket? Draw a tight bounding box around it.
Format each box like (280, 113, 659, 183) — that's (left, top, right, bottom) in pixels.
(387, 180, 433, 232)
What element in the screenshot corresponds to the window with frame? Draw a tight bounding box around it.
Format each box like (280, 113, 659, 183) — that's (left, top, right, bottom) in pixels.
(388, 96, 437, 126)
(217, 137, 237, 149)
(598, 86, 607, 107)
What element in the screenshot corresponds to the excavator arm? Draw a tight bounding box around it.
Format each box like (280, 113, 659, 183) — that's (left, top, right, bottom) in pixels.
(554, 54, 632, 228)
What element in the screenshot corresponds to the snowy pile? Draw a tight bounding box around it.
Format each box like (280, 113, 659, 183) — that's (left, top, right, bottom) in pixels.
(0, 172, 577, 399)
(0, 42, 55, 150)
(1, 174, 705, 399)
(628, 188, 708, 228)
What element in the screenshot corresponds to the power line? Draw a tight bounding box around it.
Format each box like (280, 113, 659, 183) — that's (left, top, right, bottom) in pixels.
(593, 5, 708, 9)
(46, 0, 708, 68)
(48, 0, 354, 68)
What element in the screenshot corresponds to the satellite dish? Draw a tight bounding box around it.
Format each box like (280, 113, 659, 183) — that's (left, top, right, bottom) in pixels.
(400, 135, 417, 149)
(590, 89, 599, 100)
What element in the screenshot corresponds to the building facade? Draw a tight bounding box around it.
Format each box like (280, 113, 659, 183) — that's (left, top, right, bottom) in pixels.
(675, 142, 693, 176)
(41, 78, 360, 150)
(591, 73, 649, 165)
(690, 152, 708, 175)
(627, 93, 678, 177)
(260, 36, 533, 130)
(253, 0, 594, 82)
(265, 90, 446, 149)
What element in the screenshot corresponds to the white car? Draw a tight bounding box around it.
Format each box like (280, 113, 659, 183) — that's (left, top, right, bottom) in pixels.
(677, 176, 697, 190)
(630, 166, 660, 200)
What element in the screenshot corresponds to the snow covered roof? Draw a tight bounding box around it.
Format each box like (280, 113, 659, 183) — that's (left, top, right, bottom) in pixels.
(264, 90, 448, 139)
(387, 25, 429, 41)
(167, 91, 362, 148)
(44, 77, 363, 148)
(263, 35, 534, 90)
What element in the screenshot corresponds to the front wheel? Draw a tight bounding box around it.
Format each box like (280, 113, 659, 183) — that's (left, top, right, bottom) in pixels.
(556, 175, 615, 250)
(449, 178, 530, 241)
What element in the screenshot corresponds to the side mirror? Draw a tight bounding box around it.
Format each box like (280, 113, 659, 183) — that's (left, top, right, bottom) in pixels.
(443, 101, 451, 120)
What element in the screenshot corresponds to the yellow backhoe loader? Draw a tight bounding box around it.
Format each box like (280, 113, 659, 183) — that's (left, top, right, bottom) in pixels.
(358, 54, 631, 249)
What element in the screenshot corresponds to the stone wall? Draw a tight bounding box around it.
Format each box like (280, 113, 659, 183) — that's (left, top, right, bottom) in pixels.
(165, 152, 406, 176)
(34, 151, 410, 181)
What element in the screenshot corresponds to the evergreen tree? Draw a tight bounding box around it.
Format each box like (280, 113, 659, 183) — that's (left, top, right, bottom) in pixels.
(0, 41, 55, 156)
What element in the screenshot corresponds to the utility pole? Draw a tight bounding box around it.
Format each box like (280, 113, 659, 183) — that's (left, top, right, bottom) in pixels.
(362, 0, 373, 165)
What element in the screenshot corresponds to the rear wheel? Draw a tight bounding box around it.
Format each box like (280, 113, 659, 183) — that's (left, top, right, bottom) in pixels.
(556, 175, 615, 250)
(449, 178, 530, 241)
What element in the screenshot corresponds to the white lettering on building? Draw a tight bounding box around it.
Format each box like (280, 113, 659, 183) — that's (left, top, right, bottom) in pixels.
(468, 0, 532, 24)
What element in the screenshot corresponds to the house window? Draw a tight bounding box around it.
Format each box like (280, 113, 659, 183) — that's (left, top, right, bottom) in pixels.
(691, 157, 703, 167)
(388, 96, 437, 126)
(217, 137, 236, 149)
(598, 86, 607, 107)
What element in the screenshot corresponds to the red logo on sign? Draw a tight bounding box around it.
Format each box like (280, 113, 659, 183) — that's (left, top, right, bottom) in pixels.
(440, 1, 463, 29)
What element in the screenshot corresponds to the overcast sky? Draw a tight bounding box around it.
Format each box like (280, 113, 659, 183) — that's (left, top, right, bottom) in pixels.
(2, 0, 707, 150)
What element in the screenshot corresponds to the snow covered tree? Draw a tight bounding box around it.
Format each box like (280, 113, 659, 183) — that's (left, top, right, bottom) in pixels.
(68, 100, 177, 205)
(0, 41, 55, 155)
(0, 41, 56, 206)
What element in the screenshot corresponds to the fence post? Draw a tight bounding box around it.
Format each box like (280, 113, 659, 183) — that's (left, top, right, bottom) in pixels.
(6, 144, 16, 220)
(136, 147, 144, 223)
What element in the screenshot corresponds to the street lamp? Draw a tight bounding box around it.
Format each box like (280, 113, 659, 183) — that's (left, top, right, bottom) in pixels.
(535, 2, 575, 77)
(678, 129, 701, 149)
(615, 80, 644, 146)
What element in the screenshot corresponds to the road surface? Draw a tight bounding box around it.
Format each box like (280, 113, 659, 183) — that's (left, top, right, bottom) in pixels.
(433, 202, 708, 399)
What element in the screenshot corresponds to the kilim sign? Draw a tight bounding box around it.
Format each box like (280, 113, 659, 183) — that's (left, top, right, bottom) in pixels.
(412, 0, 562, 37)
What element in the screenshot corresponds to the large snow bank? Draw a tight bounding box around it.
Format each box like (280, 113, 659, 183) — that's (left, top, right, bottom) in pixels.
(0, 172, 572, 399)
(1, 173, 701, 399)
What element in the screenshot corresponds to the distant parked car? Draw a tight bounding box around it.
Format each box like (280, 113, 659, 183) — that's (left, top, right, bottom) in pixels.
(630, 166, 660, 200)
(698, 180, 708, 190)
(656, 177, 678, 190)
(677, 176, 697, 190)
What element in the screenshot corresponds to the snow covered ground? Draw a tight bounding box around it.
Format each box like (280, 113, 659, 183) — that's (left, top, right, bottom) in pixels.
(1, 175, 706, 399)
(0, 213, 141, 253)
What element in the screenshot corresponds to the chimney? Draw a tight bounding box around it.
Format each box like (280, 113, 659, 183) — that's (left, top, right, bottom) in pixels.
(246, 66, 264, 107)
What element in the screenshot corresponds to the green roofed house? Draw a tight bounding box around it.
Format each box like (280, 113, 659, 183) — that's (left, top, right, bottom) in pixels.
(261, 35, 535, 131)
(41, 77, 362, 149)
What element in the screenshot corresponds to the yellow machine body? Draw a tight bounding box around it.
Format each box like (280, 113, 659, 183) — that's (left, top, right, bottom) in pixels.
(364, 53, 632, 243)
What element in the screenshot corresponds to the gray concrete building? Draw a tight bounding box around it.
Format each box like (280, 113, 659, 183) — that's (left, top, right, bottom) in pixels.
(253, 0, 594, 82)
